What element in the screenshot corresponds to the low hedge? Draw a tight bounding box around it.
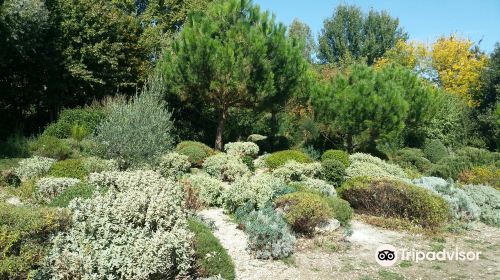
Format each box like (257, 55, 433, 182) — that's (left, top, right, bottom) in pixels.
(338, 177, 449, 229)
(188, 218, 235, 280)
(265, 150, 312, 169)
(321, 149, 349, 167)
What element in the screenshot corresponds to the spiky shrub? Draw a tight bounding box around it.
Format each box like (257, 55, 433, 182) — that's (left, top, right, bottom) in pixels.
(224, 141, 259, 157)
(202, 153, 249, 182)
(464, 184, 500, 227)
(325, 197, 353, 226)
(321, 159, 346, 186)
(346, 153, 407, 179)
(338, 177, 449, 229)
(423, 139, 448, 163)
(272, 160, 323, 182)
(321, 149, 349, 167)
(459, 165, 500, 190)
(36, 177, 81, 203)
(158, 152, 191, 179)
(14, 156, 56, 180)
(48, 159, 88, 179)
(81, 156, 119, 173)
(412, 177, 480, 223)
(176, 141, 214, 167)
(184, 173, 228, 207)
(41, 171, 192, 279)
(275, 192, 332, 234)
(29, 136, 72, 160)
(265, 150, 312, 169)
(223, 174, 287, 213)
(95, 79, 175, 168)
(244, 207, 296, 259)
(0, 203, 69, 280)
(391, 148, 432, 173)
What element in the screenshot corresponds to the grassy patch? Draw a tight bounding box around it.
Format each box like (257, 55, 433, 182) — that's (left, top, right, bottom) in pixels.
(378, 270, 405, 280)
(430, 242, 445, 252)
(281, 255, 297, 267)
(188, 218, 235, 280)
(398, 260, 413, 268)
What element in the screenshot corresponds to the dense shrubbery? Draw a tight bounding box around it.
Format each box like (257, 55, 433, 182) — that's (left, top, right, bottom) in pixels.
(464, 184, 500, 227)
(188, 218, 235, 279)
(459, 165, 500, 189)
(81, 156, 119, 173)
(158, 152, 191, 179)
(29, 136, 72, 160)
(243, 207, 296, 259)
(321, 159, 346, 186)
(431, 147, 500, 180)
(275, 192, 332, 234)
(36, 177, 81, 203)
(41, 171, 192, 279)
(48, 159, 88, 179)
(176, 141, 215, 167)
(346, 153, 407, 179)
(42, 107, 105, 139)
(391, 148, 432, 173)
(184, 173, 227, 207)
(265, 150, 312, 169)
(423, 139, 448, 163)
(0, 203, 69, 279)
(326, 197, 353, 226)
(14, 156, 56, 180)
(299, 178, 337, 197)
(48, 183, 97, 208)
(224, 141, 259, 157)
(95, 79, 175, 168)
(203, 153, 250, 182)
(272, 160, 323, 182)
(339, 177, 449, 228)
(321, 149, 349, 167)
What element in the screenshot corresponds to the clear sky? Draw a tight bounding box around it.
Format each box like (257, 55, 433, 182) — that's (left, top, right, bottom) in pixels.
(253, 0, 500, 53)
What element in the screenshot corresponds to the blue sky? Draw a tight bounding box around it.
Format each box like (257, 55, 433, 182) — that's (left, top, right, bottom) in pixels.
(253, 0, 500, 53)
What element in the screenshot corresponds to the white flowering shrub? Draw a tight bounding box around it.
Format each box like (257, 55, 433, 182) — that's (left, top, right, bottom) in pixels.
(82, 156, 119, 173)
(202, 153, 250, 182)
(185, 173, 228, 206)
(14, 156, 56, 180)
(36, 177, 81, 203)
(224, 141, 259, 157)
(272, 160, 323, 182)
(42, 173, 192, 279)
(223, 174, 287, 212)
(254, 154, 270, 169)
(87, 170, 174, 193)
(158, 152, 191, 179)
(464, 184, 500, 227)
(302, 178, 336, 197)
(412, 177, 481, 223)
(346, 153, 407, 179)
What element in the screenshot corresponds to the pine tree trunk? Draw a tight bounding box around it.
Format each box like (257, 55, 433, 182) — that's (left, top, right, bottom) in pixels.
(215, 110, 227, 150)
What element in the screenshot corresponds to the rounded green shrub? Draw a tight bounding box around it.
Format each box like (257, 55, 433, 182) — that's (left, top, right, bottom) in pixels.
(321, 159, 346, 186)
(29, 136, 72, 160)
(326, 197, 353, 226)
(423, 139, 448, 163)
(265, 150, 312, 169)
(48, 159, 88, 179)
(43, 107, 105, 139)
(391, 148, 432, 173)
(338, 177, 450, 229)
(275, 192, 332, 234)
(430, 156, 472, 180)
(176, 141, 214, 167)
(455, 146, 500, 167)
(188, 218, 235, 279)
(321, 149, 349, 167)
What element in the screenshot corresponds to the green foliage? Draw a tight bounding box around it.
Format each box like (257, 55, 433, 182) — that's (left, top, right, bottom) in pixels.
(430, 156, 472, 179)
(338, 177, 450, 228)
(242, 155, 255, 172)
(176, 141, 214, 167)
(243, 207, 296, 259)
(325, 197, 353, 226)
(48, 183, 96, 208)
(0, 203, 69, 279)
(391, 148, 432, 173)
(43, 108, 105, 139)
(29, 136, 72, 160)
(321, 149, 350, 167)
(318, 4, 407, 65)
(458, 165, 500, 189)
(184, 173, 227, 207)
(188, 218, 235, 280)
(48, 159, 88, 180)
(36, 177, 82, 204)
(288, 18, 316, 62)
(266, 150, 312, 169)
(423, 139, 448, 163)
(0, 134, 30, 158)
(0, 169, 21, 188)
(464, 184, 500, 226)
(95, 78, 175, 168)
(158, 152, 191, 179)
(455, 146, 500, 166)
(275, 192, 332, 234)
(321, 159, 346, 187)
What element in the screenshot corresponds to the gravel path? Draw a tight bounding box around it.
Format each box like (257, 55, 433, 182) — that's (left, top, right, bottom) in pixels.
(198, 208, 299, 280)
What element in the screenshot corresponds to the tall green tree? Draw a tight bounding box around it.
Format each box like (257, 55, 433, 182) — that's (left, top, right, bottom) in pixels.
(288, 18, 315, 62)
(159, 0, 306, 150)
(318, 4, 407, 65)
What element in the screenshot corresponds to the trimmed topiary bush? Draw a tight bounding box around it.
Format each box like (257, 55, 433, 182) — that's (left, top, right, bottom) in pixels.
(321, 149, 349, 167)
(188, 218, 235, 279)
(321, 159, 346, 187)
(464, 184, 500, 227)
(325, 197, 353, 226)
(158, 152, 191, 179)
(0, 203, 69, 279)
(265, 150, 312, 169)
(14, 156, 56, 180)
(338, 177, 449, 229)
(176, 141, 214, 167)
(275, 192, 332, 234)
(42, 107, 105, 139)
(346, 153, 407, 179)
(48, 159, 88, 179)
(423, 139, 448, 163)
(202, 153, 249, 182)
(29, 136, 72, 160)
(243, 207, 296, 259)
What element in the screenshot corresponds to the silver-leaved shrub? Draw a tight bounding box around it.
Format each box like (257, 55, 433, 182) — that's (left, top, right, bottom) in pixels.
(158, 152, 191, 179)
(82, 156, 119, 173)
(36, 177, 81, 203)
(463, 184, 500, 227)
(14, 156, 56, 180)
(301, 178, 336, 197)
(272, 160, 323, 182)
(202, 153, 250, 182)
(346, 153, 407, 179)
(87, 170, 167, 192)
(185, 173, 228, 206)
(224, 141, 259, 157)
